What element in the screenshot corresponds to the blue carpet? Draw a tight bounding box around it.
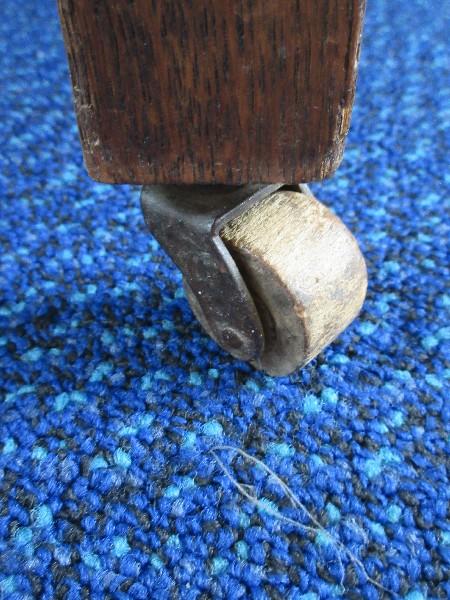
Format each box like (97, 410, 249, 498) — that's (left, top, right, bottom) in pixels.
(1, 1, 449, 599)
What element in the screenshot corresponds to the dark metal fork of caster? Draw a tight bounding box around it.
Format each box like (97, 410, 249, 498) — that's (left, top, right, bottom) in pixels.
(57, 1, 368, 375)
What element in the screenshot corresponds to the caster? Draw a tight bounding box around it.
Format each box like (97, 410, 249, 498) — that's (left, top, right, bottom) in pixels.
(141, 185, 367, 376)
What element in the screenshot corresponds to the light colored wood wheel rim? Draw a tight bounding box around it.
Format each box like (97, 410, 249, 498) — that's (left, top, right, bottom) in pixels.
(187, 189, 367, 376)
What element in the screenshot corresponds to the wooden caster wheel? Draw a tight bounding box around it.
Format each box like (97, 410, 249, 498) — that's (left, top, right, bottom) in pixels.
(185, 189, 367, 376)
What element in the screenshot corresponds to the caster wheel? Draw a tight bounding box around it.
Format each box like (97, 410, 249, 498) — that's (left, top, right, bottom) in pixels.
(185, 188, 367, 376)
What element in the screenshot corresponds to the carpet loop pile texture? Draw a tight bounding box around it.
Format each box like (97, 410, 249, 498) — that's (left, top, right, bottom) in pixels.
(0, 1, 449, 598)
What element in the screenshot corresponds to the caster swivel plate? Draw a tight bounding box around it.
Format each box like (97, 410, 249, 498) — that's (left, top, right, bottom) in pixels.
(141, 185, 367, 376)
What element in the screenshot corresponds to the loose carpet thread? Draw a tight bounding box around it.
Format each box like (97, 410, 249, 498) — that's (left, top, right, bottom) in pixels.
(211, 446, 393, 596)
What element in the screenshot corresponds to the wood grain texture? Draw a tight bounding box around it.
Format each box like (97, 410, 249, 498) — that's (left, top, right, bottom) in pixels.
(57, 1, 366, 185)
(221, 190, 367, 375)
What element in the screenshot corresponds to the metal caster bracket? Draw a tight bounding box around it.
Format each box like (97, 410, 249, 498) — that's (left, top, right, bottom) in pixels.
(141, 184, 310, 361)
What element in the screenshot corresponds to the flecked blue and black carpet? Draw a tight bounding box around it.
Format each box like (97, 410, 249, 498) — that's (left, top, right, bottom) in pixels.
(1, 1, 449, 598)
